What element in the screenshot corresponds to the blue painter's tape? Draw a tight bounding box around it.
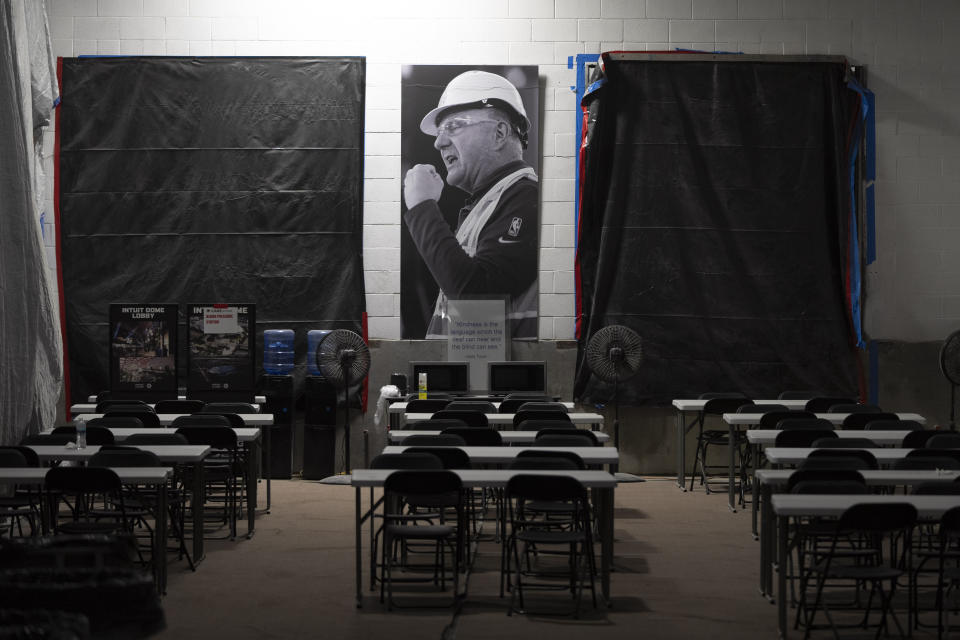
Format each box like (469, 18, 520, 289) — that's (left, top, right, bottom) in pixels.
(574, 53, 602, 249)
(583, 77, 606, 99)
(865, 91, 876, 181)
(567, 56, 574, 69)
(868, 340, 879, 406)
(866, 184, 876, 264)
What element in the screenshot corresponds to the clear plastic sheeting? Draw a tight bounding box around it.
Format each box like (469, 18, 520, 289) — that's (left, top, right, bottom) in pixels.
(374, 384, 400, 430)
(0, 0, 62, 443)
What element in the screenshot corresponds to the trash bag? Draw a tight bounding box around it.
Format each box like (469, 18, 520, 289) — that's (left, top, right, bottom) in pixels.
(0, 568, 164, 638)
(0, 609, 89, 640)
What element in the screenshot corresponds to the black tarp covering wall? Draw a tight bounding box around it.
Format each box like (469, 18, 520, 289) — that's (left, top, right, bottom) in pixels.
(575, 56, 861, 405)
(57, 57, 366, 405)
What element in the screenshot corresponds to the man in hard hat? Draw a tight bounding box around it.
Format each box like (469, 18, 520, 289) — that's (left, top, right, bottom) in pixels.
(403, 70, 538, 340)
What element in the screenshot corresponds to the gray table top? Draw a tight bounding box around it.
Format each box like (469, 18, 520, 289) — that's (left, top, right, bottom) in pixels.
(390, 401, 575, 414)
(756, 468, 960, 486)
(772, 493, 960, 519)
(764, 447, 917, 466)
(350, 468, 617, 488)
(0, 467, 172, 484)
(79, 413, 273, 426)
(401, 412, 603, 427)
(381, 445, 618, 465)
(388, 429, 610, 444)
(72, 403, 260, 414)
(746, 429, 911, 446)
(27, 444, 212, 463)
(672, 398, 809, 411)
(726, 412, 926, 425)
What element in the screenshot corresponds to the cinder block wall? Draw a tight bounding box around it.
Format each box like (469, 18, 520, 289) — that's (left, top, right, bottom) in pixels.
(43, 0, 960, 473)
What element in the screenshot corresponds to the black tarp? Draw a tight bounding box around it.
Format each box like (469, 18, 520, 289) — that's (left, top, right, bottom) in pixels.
(575, 56, 861, 405)
(57, 57, 366, 405)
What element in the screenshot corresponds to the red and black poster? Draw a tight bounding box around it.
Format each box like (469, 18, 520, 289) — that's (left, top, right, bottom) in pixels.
(109, 303, 178, 400)
(187, 303, 255, 400)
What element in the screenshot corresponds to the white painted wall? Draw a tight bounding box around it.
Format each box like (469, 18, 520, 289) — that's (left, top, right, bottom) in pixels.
(41, 0, 960, 343)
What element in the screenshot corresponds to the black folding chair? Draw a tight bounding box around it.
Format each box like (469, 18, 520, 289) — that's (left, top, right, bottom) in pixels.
(52, 426, 115, 446)
(380, 470, 465, 610)
(690, 395, 752, 494)
(811, 437, 878, 449)
(535, 429, 598, 446)
(440, 428, 503, 446)
(775, 430, 838, 448)
(154, 399, 205, 414)
(804, 397, 857, 412)
(402, 419, 466, 431)
(402, 434, 467, 447)
(903, 430, 940, 449)
(866, 419, 921, 431)
(759, 411, 817, 428)
(504, 474, 596, 618)
(104, 410, 161, 429)
(843, 412, 900, 429)
(516, 402, 569, 414)
(87, 416, 145, 430)
(175, 426, 241, 540)
(512, 410, 571, 430)
(404, 399, 451, 414)
(431, 410, 488, 428)
(445, 401, 497, 413)
(798, 503, 917, 639)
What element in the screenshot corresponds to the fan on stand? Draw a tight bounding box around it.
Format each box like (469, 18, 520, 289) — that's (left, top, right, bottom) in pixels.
(940, 329, 960, 431)
(314, 329, 371, 473)
(585, 325, 643, 450)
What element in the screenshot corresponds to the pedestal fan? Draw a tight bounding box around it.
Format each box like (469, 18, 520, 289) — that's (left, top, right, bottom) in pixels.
(585, 325, 643, 449)
(314, 329, 371, 472)
(940, 329, 960, 430)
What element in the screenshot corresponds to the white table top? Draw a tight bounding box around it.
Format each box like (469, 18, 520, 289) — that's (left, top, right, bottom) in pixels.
(764, 447, 917, 466)
(351, 468, 617, 489)
(86, 394, 266, 404)
(381, 445, 618, 465)
(79, 413, 273, 427)
(672, 398, 809, 411)
(746, 429, 910, 446)
(44, 427, 260, 443)
(72, 403, 260, 414)
(402, 412, 604, 427)
(772, 493, 960, 519)
(27, 444, 212, 464)
(388, 429, 610, 444)
(110, 427, 260, 443)
(756, 468, 960, 486)
(390, 401, 575, 414)
(725, 412, 926, 425)
(0, 467, 172, 484)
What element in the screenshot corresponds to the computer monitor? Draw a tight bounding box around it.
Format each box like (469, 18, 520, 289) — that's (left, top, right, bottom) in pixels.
(487, 361, 547, 395)
(409, 361, 470, 396)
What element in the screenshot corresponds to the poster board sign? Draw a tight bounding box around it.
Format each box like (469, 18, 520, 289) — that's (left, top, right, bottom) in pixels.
(187, 303, 255, 398)
(109, 303, 178, 400)
(447, 298, 508, 392)
(400, 64, 540, 340)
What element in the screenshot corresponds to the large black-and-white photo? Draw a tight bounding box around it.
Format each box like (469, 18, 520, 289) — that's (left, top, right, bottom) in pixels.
(400, 65, 540, 340)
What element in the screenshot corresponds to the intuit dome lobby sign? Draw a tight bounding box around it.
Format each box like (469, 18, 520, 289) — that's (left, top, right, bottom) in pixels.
(400, 65, 540, 341)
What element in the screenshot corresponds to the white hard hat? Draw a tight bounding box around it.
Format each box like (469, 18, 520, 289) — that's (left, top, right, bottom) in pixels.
(419, 70, 530, 137)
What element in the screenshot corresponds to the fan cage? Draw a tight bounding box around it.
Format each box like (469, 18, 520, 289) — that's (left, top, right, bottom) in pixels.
(585, 325, 642, 383)
(941, 330, 960, 386)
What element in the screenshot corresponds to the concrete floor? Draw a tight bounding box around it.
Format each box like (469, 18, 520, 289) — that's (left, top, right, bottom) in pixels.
(153, 477, 943, 640)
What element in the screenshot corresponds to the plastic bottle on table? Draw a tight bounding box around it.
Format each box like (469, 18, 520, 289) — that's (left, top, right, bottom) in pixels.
(418, 373, 428, 400)
(76, 417, 87, 449)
